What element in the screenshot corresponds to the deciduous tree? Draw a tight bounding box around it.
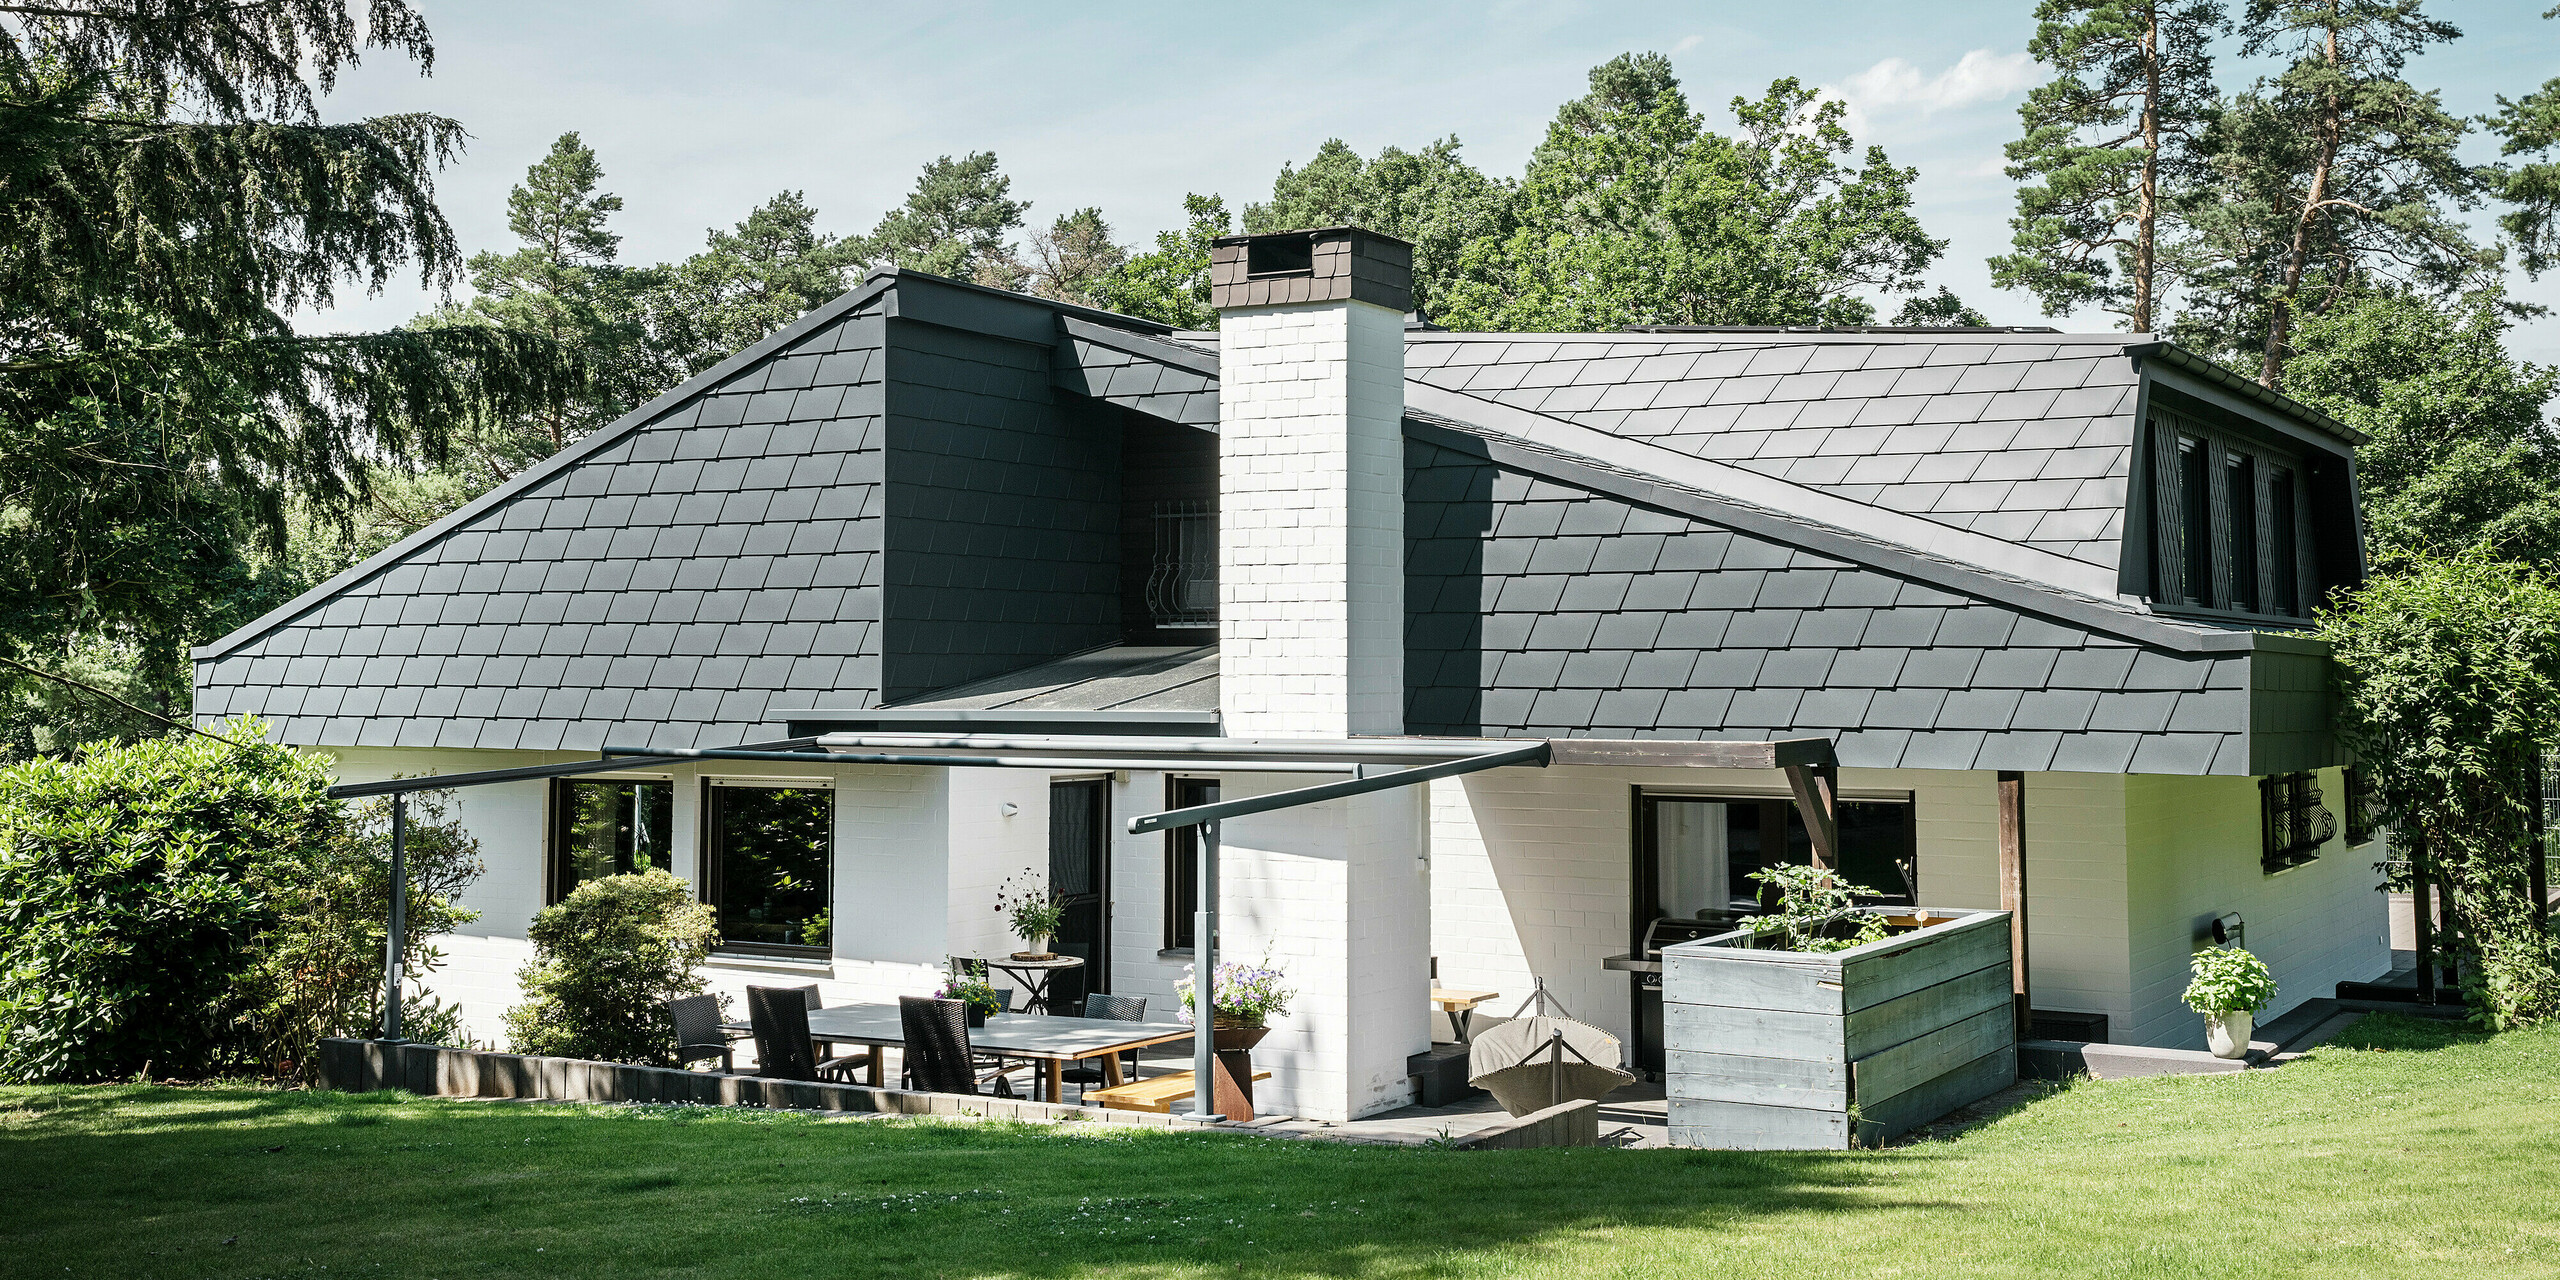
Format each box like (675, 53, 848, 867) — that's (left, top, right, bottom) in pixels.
(1246, 137, 1513, 318)
(1093, 193, 1231, 330)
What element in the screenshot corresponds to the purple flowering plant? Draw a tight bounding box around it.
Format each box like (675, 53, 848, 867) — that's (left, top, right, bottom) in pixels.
(1178, 956, 1295, 1028)
(934, 965, 1004, 1018)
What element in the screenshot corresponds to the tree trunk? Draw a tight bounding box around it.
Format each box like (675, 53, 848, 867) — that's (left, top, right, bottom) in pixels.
(2133, 2, 2160, 334)
(2261, 14, 2343, 391)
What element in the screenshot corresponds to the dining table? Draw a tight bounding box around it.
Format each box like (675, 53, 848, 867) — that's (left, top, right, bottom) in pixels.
(724, 1003, 1197, 1104)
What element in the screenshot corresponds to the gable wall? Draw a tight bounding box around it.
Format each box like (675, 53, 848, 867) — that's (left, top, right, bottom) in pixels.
(195, 304, 891, 751)
(1404, 433, 2254, 773)
(882, 318, 1121, 700)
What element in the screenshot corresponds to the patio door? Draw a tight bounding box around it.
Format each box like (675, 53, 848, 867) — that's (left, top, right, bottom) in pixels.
(1049, 778, 1109, 1002)
(702, 780, 834, 958)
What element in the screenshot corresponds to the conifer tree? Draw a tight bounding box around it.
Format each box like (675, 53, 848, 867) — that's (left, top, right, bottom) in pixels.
(1992, 0, 2224, 331)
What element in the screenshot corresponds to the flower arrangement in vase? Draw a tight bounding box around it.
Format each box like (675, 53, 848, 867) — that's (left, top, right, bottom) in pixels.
(994, 868, 1067, 959)
(935, 964, 1005, 1027)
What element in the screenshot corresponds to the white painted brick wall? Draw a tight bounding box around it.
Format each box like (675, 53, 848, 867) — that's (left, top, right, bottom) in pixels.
(1215, 774, 1426, 1122)
(945, 769, 1054, 968)
(2121, 769, 2390, 1047)
(1217, 299, 1405, 739)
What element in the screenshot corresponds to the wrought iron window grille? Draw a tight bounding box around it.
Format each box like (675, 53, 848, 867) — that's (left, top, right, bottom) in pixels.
(1145, 500, 1216, 629)
(2342, 765, 2381, 847)
(2260, 772, 2335, 873)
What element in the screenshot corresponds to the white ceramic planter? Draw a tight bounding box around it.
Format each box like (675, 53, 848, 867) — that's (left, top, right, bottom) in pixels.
(2205, 1010, 2254, 1059)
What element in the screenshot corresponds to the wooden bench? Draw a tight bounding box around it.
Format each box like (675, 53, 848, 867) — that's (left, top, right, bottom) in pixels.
(1085, 1068, 1271, 1114)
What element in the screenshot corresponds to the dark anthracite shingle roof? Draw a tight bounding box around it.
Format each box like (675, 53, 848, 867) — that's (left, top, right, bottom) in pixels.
(1404, 332, 2143, 573)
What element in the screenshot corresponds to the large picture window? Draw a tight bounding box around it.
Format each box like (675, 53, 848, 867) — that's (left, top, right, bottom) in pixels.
(1633, 792, 1917, 950)
(703, 781, 834, 956)
(2151, 409, 2317, 619)
(549, 778, 672, 904)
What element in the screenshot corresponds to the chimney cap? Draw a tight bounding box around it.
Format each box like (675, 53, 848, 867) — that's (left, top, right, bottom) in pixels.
(1211, 227, 1414, 314)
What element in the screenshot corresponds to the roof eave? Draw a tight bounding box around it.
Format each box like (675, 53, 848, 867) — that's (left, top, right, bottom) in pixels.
(2125, 342, 2367, 446)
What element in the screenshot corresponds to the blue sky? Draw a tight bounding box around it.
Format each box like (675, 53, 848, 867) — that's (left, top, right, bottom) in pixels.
(313, 1, 2559, 360)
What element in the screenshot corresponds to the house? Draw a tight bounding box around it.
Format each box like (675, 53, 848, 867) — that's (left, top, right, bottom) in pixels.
(194, 226, 2391, 1123)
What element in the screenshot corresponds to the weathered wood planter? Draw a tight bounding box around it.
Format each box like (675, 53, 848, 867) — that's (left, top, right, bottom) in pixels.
(1662, 907, 2016, 1150)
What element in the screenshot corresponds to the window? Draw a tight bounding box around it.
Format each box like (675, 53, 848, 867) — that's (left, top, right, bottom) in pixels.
(549, 778, 672, 904)
(2260, 772, 2335, 873)
(2151, 411, 2315, 619)
(2224, 452, 2258, 613)
(2342, 765, 2379, 846)
(703, 781, 833, 956)
(1162, 777, 1216, 950)
(1634, 792, 1917, 948)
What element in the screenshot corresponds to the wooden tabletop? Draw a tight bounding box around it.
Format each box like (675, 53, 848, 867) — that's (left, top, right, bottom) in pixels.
(1431, 987, 1500, 1010)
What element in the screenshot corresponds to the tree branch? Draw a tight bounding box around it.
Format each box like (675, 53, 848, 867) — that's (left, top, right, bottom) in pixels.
(0, 653, 245, 747)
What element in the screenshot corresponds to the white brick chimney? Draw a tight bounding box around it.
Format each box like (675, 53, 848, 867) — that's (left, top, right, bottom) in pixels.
(1207, 229, 1428, 1123)
(1212, 228, 1413, 739)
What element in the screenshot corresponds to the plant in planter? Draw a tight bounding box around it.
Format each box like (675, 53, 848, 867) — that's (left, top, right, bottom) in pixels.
(2183, 946, 2278, 1058)
(1179, 958, 1295, 1044)
(1740, 864, 1891, 953)
(935, 967, 1006, 1028)
(993, 869, 1067, 959)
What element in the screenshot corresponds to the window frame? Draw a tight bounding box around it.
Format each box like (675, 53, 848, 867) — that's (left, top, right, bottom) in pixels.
(546, 775, 675, 906)
(2148, 407, 2319, 624)
(1630, 786, 1919, 947)
(700, 777, 837, 960)
(1161, 776, 1217, 953)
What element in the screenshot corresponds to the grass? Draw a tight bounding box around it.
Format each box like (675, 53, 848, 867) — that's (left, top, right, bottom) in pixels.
(3, 1014, 2556, 1280)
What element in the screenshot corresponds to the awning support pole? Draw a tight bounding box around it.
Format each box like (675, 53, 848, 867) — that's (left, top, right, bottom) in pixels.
(381, 793, 408, 1041)
(2412, 827, 2437, 1005)
(1190, 819, 1221, 1121)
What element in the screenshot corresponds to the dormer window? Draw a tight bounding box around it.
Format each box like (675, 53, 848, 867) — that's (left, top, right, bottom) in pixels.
(2150, 408, 2317, 620)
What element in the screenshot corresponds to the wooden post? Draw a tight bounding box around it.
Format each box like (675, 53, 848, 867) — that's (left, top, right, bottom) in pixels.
(1997, 770, 2031, 1038)
(2411, 827, 2436, 1006)
(1784, 763, 1840, 871)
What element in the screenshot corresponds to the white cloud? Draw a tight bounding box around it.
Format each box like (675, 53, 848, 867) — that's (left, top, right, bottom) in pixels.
(1838, 48, 2035, 116)
(1671, 34, 1703, 54)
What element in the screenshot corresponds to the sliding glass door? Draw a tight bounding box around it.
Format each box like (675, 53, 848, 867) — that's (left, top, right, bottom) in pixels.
(550, 778, 674, 903)
(702, 781, 834, 957)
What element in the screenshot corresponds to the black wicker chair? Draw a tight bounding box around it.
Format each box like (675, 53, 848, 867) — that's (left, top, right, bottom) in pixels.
(665, 994, 741, 1072)
(1060, 993, 1147, 1098)
(746, 985, 861, 1083)
(898, 996, 1014, 1097)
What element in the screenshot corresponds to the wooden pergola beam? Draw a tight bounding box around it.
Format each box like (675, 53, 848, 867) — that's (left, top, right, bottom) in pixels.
(1782, 762, 1840, 870)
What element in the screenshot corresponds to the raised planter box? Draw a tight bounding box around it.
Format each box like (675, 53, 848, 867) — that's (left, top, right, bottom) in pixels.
(1662, 908, 2016, 1150)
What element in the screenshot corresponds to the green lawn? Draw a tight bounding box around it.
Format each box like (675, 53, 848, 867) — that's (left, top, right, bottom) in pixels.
(2, 1015, 2554, 1280)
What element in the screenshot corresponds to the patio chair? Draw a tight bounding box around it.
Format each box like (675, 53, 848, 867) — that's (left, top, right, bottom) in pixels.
(898, 996, 1014, 1097)
(746, 985, 862, 1083)
(665, 994, 742, 1072)
(1061, 993, 1147, 1099)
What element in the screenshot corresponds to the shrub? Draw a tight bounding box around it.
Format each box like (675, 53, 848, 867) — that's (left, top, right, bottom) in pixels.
(1741, 864, 1890, 953)
(2183, 947, 2279, 1016)
(503, 870, 715, 1065)
(0, 719, 335, 1082)
(245, 789, 483, 1078)
(2320, 550, 2560, 1028)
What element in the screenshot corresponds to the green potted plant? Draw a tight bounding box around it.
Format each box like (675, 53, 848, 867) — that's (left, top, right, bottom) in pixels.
(994, 868, 1067, 959)
(2183, 946, 2278, 1058)
(1179, 958, 1296, 1052)
(935, 966, 1006, 1028)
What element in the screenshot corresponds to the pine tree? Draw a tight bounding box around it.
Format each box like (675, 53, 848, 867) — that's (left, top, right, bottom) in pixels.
(858, 152, 1029, 281)
(1991, 0, 2224, 331)
(2488, 8, 2560, 278)
(2181, 0, 2490, 389)
(642, 192, 865, 381)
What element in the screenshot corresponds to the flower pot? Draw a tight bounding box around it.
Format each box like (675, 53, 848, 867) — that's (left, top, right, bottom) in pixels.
(966, 1005, 987, 1029)
(1211, 1023, 1269, 1054)
(1013, 936, 1055, 961)
(2205, 1010, 2253, 1059)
